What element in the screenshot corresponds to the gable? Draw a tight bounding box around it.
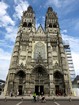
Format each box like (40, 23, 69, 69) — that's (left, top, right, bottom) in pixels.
(36, 25, 46, 36)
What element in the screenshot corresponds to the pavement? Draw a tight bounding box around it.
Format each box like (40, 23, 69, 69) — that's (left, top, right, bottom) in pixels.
(0, 99, 79, 105)
(0, 95, 79, 105)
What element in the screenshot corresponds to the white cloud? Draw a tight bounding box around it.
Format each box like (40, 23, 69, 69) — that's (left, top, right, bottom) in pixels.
(46, 0, 76, 15)
(36, 16, 45, 29)
(72, 52, 79, 75)
(2, 0, 29, 42)
(62, 33, 79, 76)
(62, 0, 76, 6)
(0, 48, 11, 80)
(0, 48, 11, 60)
(13, 0, 29, 19)
(46, 0, 76, 7)
(0, 25, 18, 42)
(62, 34, 79, 52)
(0, 1, 19, 80)
(0, 39, 13, 49)
(46, 0, 61, 7)
(75, 21, 79, 31)
(5, 26, 18, 42)
(0, 1, 8, 16)
(0, 1, 17, 44)
(3, 16, 14, 26)
(0, 60, 10, 80)
(61, 29, 67, 34)
(14, 0, 18, 4)
(36, 22, 40, 29)
(0, 1, 15, 27)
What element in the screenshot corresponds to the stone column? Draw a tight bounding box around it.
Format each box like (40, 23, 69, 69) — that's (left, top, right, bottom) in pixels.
(10, 35, 21, 68)
(27, 37, 32, 69)
(49, 72, 55, 95)
(26, 72, 32, 94)
(64, 73, 70, 96)
(47, 36, 54, 95)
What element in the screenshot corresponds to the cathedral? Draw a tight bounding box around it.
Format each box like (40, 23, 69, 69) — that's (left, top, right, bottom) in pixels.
(4, 6, 72, 96)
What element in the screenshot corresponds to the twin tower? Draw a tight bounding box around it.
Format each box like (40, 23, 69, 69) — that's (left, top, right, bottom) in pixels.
(4, 6, 72, 96)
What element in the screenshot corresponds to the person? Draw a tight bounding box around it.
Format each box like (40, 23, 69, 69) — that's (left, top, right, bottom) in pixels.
(33, 92, 36, 102)
(41, 94, 46, 102)
(36, 95, 40, 101)
(17, 89, 19, 96)
(10, 91, 13, 97)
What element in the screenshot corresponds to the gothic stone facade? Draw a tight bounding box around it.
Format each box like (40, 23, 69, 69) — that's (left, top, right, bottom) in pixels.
(4, 6, 72, 96)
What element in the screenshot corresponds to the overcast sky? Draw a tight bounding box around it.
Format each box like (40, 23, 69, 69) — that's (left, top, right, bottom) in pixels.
(0, 0, 79, 80)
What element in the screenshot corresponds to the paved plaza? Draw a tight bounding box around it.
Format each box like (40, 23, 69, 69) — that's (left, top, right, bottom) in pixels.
(0, 95, 79, 105)
(0, 100, 79, 105)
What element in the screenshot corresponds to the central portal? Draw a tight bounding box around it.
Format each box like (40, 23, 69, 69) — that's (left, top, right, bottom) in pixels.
(35, 85, 44, 95)
(32, 65, 49, 94)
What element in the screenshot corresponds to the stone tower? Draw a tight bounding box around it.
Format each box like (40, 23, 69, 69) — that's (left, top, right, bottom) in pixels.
(4, 6, 72, 96)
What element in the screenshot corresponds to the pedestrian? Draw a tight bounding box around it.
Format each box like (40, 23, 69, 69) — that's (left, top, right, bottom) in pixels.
(17, 89, 19, 96)
(33, 92, 36, 102)
(10, 91, 13, 97)
(41, 94, 46, 102)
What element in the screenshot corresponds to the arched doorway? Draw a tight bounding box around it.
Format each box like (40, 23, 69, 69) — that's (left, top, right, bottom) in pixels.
(15, 70, 26, 95)
(32, 66, 49, 95)
(54, 71, 65, 96)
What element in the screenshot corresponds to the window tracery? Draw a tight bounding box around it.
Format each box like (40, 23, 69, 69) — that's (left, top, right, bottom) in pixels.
(34, 42, 45, 59)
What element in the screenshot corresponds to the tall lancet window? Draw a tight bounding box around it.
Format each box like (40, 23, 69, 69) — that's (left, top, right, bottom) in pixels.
(34, 42, 45, 59)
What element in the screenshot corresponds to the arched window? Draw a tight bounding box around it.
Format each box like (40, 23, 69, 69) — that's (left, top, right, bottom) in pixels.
(23, 22, 27, 27)
(49, 23, 52, 28)
(34, 42, 45, 59)
(16, 70, 26, 78)
(54, 71, 63, 79)
(53, 24, 57, 28)
(28, 22, 32, 27)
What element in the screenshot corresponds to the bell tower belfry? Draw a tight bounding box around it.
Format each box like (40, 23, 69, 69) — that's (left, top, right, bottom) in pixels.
(45, 7, 59, 34)
(20, 6, 36, 33)
(4, 6, 72, 96)
(4, 6, 36, 96)
(44, 7, 72, 95)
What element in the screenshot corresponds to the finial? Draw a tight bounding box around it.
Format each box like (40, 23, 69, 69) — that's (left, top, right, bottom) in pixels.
(27, 5, 33, 12)
(47, 7, 53, 12)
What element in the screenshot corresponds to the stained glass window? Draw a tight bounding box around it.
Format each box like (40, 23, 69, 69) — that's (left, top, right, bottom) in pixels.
(34, 42, 45, 59)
